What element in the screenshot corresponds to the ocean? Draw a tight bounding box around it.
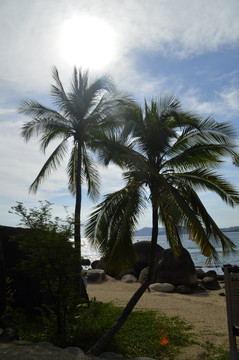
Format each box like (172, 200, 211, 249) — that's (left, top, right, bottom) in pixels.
(81, 232, 239, 275)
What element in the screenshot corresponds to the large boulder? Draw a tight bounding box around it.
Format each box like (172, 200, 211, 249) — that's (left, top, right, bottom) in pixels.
(201, 276, 221, 290)
(195, 268, 205, 280)
(132, 241, 164, 277)
(86, 269, 106, 283)
(91, 259, 105, 270)
(91, 241, 164, 279)
(154, 247, 198, 288)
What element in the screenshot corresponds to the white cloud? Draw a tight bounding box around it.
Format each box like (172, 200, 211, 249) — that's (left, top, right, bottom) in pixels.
(1, 0, 239, 92)
(219, 88, 239, 112)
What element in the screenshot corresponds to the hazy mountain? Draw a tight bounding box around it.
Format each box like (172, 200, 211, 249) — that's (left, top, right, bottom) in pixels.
(134, 226, 239, 236)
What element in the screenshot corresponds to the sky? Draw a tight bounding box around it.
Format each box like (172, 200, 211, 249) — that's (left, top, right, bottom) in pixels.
(0, 0, 239, 231)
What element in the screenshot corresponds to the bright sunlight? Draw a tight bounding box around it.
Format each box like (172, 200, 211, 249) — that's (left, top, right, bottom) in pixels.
(60, 15, 117, 70)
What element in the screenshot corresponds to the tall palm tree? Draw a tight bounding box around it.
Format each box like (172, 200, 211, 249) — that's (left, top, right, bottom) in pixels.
(85, 94, 239, 355)
(18, 66, 134, 265)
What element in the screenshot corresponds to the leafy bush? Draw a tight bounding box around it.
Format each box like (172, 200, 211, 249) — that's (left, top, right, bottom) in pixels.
(9, 201, 82, 336)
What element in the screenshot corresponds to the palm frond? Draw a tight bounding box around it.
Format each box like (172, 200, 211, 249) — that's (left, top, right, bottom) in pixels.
(82, 147, 100, 202)
(29, 139, 69, 193)
(67, 144, 78, 195)
(85, 182, 147, 274)
(19, 102, 70, 143)
(51, 66, 78, 119)
(159, 185, 220, 262)
(186, 188, 237, 261)
(174, 168, 239, 206)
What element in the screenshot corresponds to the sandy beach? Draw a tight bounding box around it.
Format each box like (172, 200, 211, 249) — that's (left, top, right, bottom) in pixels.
(87, 278, 234, 360)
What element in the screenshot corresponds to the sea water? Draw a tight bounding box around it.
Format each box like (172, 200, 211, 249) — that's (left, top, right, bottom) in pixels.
(81, 232, 239, 274)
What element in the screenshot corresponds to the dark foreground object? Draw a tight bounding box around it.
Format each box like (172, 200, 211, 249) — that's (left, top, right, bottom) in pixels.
(224, 264, 239, 360)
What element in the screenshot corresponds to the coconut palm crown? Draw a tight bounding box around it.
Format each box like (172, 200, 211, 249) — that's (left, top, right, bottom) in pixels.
(18, 66, 134, 262)
(86, 94, 239, 273)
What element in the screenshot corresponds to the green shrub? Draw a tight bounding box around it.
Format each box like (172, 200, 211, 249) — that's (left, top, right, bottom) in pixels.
(9, 201, 82, 336)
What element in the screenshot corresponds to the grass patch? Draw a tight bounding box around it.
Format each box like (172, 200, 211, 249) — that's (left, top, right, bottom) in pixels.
(14, 299, 194, 359)
(195, 341, 230, 360)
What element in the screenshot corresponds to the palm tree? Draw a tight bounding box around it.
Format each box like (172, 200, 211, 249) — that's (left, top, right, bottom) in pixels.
(18, 66, 134, 266)
(85, 94, 239, 355)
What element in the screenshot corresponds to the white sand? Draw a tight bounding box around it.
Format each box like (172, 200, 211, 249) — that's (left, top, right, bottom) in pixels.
(87, 279, 235, 359)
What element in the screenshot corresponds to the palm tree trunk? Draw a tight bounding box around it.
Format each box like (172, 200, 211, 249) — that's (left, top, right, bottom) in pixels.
(87, 205, 159, 356)
(75, 142, 82, 264)
(148, 204, 159, 281)
(74, 141, 85, 299)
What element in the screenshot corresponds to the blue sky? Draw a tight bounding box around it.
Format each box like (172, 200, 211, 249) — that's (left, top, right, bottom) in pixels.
(0, 0, 239, 230)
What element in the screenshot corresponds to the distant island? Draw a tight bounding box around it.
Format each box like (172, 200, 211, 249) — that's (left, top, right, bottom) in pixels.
(134, 226, 239, 236)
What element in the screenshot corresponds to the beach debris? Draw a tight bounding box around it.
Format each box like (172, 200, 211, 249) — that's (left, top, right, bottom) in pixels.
(160, 332, 169, 346)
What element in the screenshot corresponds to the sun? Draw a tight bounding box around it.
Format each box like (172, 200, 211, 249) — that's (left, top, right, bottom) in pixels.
(60, 15, 117, 70)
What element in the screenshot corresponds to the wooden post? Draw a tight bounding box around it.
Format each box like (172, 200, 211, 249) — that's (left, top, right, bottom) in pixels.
(224, 265, 239, 360)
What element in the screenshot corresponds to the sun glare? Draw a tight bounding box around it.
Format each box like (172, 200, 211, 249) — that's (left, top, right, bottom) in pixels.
(60, 15, 117, 70)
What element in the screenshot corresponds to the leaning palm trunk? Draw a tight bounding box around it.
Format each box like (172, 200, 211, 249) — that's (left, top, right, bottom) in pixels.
(87, 281, 149, 356)
(87, 206, 159, 356)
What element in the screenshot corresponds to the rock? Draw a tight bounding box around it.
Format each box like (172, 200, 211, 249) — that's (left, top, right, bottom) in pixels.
(202, 276, 221, 290)
(193, 284, 209, 295)
(37, 342, 62, 350)
(176, 285, 194, 294)
(0, 341, 89, 360)
(86, 269, 106, 283)
(81, 258, 91, 266)
(117, 268, 137, 280)
(138, 267, 149, 284)
(149, 282, 176, 293)
(154, 247, 198, 288)
(204, 270, 217, 279)
(105, 275, 117, 281)
(195, 268, 205, 280)
(132, 241, 164, 277)
(121, 274, 138, 283)
(91, 260, 105, 270)
(64, 346, 85, 356)
(99, 351, 125, 359)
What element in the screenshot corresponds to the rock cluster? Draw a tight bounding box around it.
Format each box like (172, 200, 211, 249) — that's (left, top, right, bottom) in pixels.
(0, 341, 156, 360)
(88, 241, 224, 294)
